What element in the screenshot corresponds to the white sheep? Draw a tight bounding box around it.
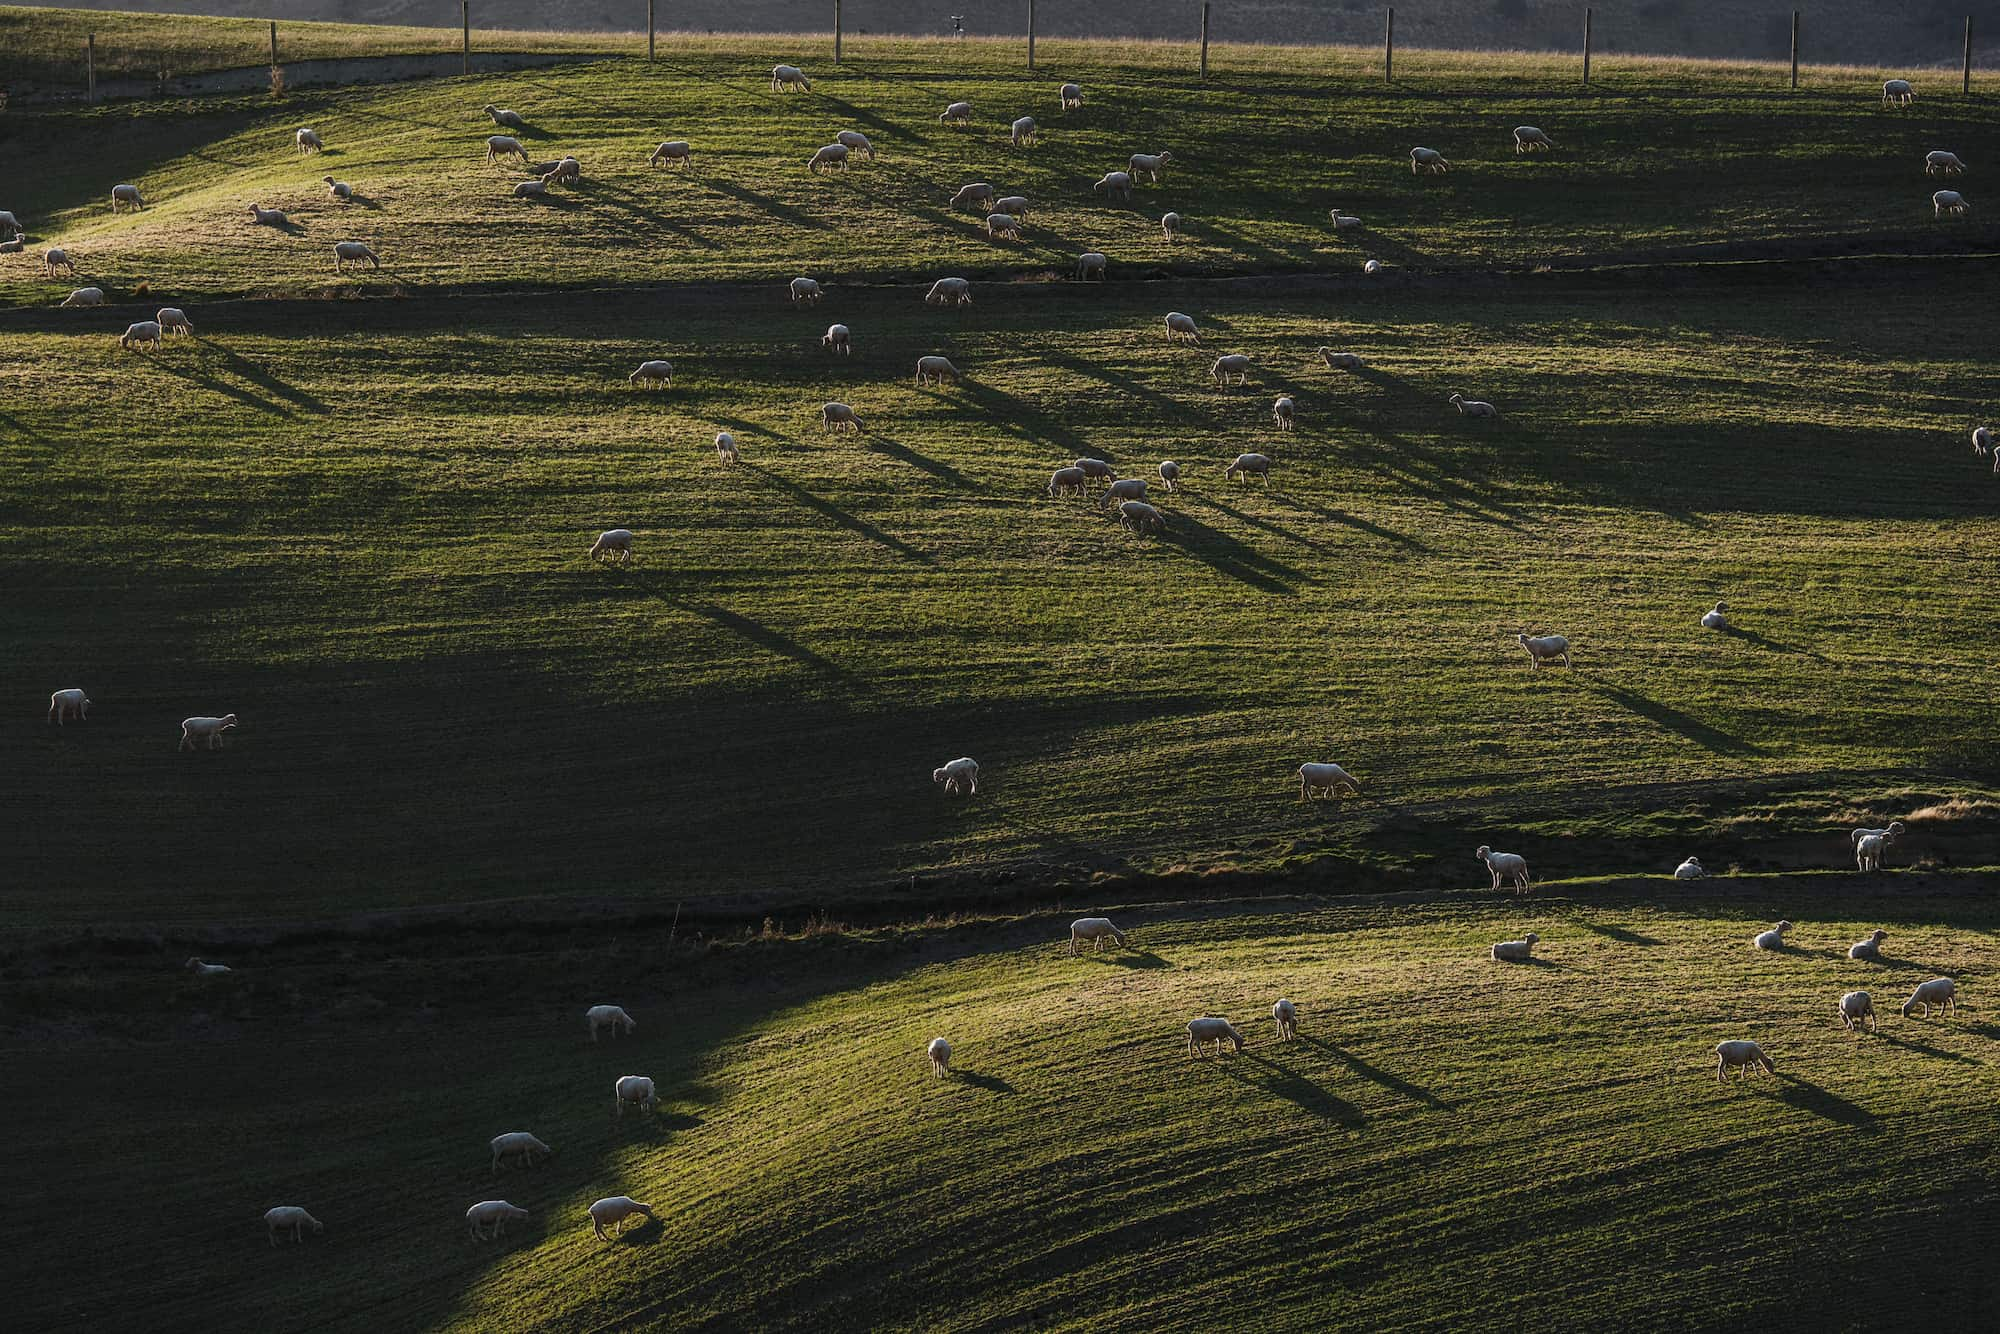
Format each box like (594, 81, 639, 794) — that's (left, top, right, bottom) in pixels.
(1272, 999, 1298, 1040)
(771, 64, 812, 92)
(1513, 125, 1553, 154)
(1476, 844, 1530, 891)
(1713, 1040, 1775, 1082)
(1297, 762, 1360, 802)
(822, 323, 851, 355)
(1491, 931, 1539, 962)
(1328, 209, 1362, 230)
(1883, 78, 1915, 107)
(984, 212, 1023, 241)
(1855, 828, 1899, 872)
(466, 1199, 529, 1240)
(950, 182, 997, 211)
(1516, 633, 1571, 669)
(484, 104, 527, 129)
(1161, 211, 1183, 240)
(1093, 171, 1135, 202)
(1164, 312, 1200, 344)
(648, 140, 694, 169)
(808, 143, 850, 174)
(1060, 82, 1084, 110)
(486, 135, 530, 164)
(264, 1206, 323, 1246)
(186, 957, 232, 976)
(789, 276, 825, 304)
(1974, 425, 1995, 458)
(1926, 150, 1966, 176)
(1118, 499, 1168, 534)
(1102, 478, 1149, 506)
(1186, 1016, 1244, 1057)
(589, 529, 635, 562)
(1450, 392, 1498, 417)
(0, 237, 22, 254)
(60, 287, 106, 307)
(248, 204, 290, 227)
(1069, 917, 1129, 953)
(44, 248, 76, 277)
(1850, 821, 1906, 849)
(1272, 396, 1296, 431)
(1839, 991, 1878, 1032)
(0, 209, 18, 237)
(1753, 920, 1792, 950)
(1364, 258, 1384, 274)
(1011, 116, 1038, 147)
(489, 1131, 551, 1173)
(586, 1004, 635, 1042)
(1849, 929, 1889, 962)
(1410, 147, 1451, 174)
(1701, 600, 1729, 630)
(180, 714, 238, 750)
(1128, 151, 1172, 184)
(1158, 460, 1180, 490)
(915, 355, 961, 386)
(1934, 189, 1970, 217)
(48, 688, 90, 724)
(1076, 251, 1108, 281)
(613, 1074, 657, 1117)
(323, 176, 352, 202)
(822, 401, 862, 434)
(1901, 977, 1957, 1018)
(993, 195, 1030, 218)
(629, 360, 674, 388)
(715, 431, 740, 465)
(295, 127, 324, 154)
(1047, 465, 1088, 497)
(589, 1195, 655, 1239)
(110, 184, 144, 212)
(1074, 458, 1117, 482)
(147, 309, 192, 339)
(546, 156, 582, 186)
(1674, 856, 1706, 880)
(933, 756, 979, 796)
(513, 179, 549, 200)
(939, 101, 973, 126)
(927, 1036, 952, 1077)
(1210, 354, 1251, 386)
(835, 129, 875, 160)
(1225, 452, 1272, 484)
(332, 241, 379, 272)
(925, 277, 972, 306)
(1318, 349, 1363, 371)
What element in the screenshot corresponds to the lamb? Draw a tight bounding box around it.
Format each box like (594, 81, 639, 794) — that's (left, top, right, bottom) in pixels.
(1674, 856, 1706, 880)
(1093, 171, 1135, 202)
(1364, 258, 1384, 274)
(1128, 151, 1173, 184)
(1011, 116, 1038, 147)
(821, 401, 862, 434)
(1186, 1016, 1245, 1057)
(1060, 82, 1084, 110)
(933, 756, 979, 796)
(1883, 78, 1915, 107)
(1410, 147, 1451, 174)
(1855, 829, 1899, 872)
(516, 178, 551, 199)
(927, 1037, 952, 1077)
(939, 101, 973, 126)
(295, 127, 324, 154)
(1272, 999, 1298, 1041)
(1934, 189, 1969, 218)
(993, 195, 1030, 218)
(1161, 211, 1183, 240)
(48, 688, 90, 724)
(44, 248, 76, 277)
(628, 360, 674, 388)
(1164, 312, 1200, 343)
(1974, 425, 1995, 458)
(808, 143, 850, 174)
(950, 182, 997, 211)
(60, 287, 106, 307)
(1701, 600, 1729, 630)
(1297, 762, 1360, 802)
(589, 1196, 655, 1239)
(1838, 991, 1877, 1032)
(1224, 452, 1272, 484)
(323, 176, 352, 202)
(1069, 917, 1129, 953)
(1450, 392, 1498, 417)
(110, 184, 144, 212)
(180, 714, 239, 750)
(1273, 396, 1296, 430)
(1076, 251, 1108, 281)
(648, 141, 694, 169)
(586, 1004, 636, 1042)
(1327, 209, 1362, 230)
(1102, 478, 1149, 505)
(822, 324, 851, 355)
(486, 135, 530, 164)
(185, 957, 231, 976)
(1491, 932, 1539, 962)
(489, 1131, 552, 1173)
(484, 104, 527, 129)
(789, 276, 825, 304)
(1118, 500, 1168, 534)
(1476, 845, 1531, 891)
(613, 1074, 657, 1117)
(1900, 977, 1957, 1018)
(715, 431, 740, 465)
(925, 277, 973, 306)
(466, 1200, 529, 1240)
(1713, 1040, 1775, 1082)
(1158, 460, 1180, 490)
(0, 237, 22, 254)
(1849, 929, 1889, 962)
(545, 156, 582, 186)
(1850, 821, 1906, 849)
(771, 64, 812, 92)
(247, 204, 290, 227)
(1926, 150, 1966, 176)
(332, 241, 380, 271)
(1753, 920, 1793, 950)
(984, 212, 1023, 240)
(1074, 458, 1117, 482)
(589, 529, 635, 562)
(1516, 633, 1571, 669)
(915, 355, 961, 385)
(1047, 465, 1088, 497)
(1210, 354, 1252, 386)
(264, 1206, 324, 1246)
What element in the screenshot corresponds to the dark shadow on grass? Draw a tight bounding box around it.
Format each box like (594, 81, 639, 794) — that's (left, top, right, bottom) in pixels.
(813, 93, 902, 139)
(1506, 955, 1572, 970)
(1304, 1037, 1448, 1109)
(740, 462, 933, 564)
(955, 380, 1093, 459)
(1875, 1031, 1980, 1065)
(139, 352, 293, 417)
(1772, 1073, 1880, 1129)
(956, 1070, 1015, 1094)
(700, 177, 831, 231)
(1161, 510, 1303, 595)
(584, 181, 719, 248)
(672, 594, 860, 687)
(1186, 490, 1332, 552)
(1275, 495, 1433, 553)
(198, 340, 329, 414)
(1590, 684, 1764, 757)
(1718, 624, 1826, 660)
(1088, 950, 1170, 970)
(1223, 1051, 1364, 1125)
(864, 433, 982, 491)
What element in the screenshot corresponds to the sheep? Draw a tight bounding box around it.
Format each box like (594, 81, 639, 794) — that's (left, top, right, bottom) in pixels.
(1272, 396, 1296, 431)
(822, 324, 851, 355)
(264, 1206, 324, 1246)
(1900, 978, 1957, 1018)
(1069, 917, 1129, 954)
(1850, 821, 1906, 849)
(1074, 458, 1117, 482)
(1491, 932, 1540, 962)
(1836, 991, 1878, 1032)
(928, 1037, 952, 1077)
(1060, 82, 1084, 110)
(1674, 856, 1706, 880)
(984, 212, 1023, 241)
(180, 714, 238, 750)
(1974, 425, 1995, 458)
(586, 1004, 635, 1042)
(320, 177, 353, 204)
(486, 135, 530, 164)
(1318, 348, 1363, 371)
(118, 321, 163, 351)
(715, 431, 740, 465)
(247, 204, 289, 227)
(1210, 354, 1252, 386)
(1118, 500, 1168, 534)
(1161, 211, 1183, 240)
(915, 355, 961, 386)
(1076, 251, 1108, 281)
(1513, 125, 1553, 154)
(1926, 150, 1966, 176)
(332, 241, 379, 272)
(1701, 600, 1729, 631)
(1164, 312, 1200, 344)
(648, 141, 694, 169)
(466, 1200, 529, 1241)
(1713, 1040, 1775, 1082)
(1476, 844, 1531, 891)
(483, 103, 527, 129)
(1327, 209, 1362, 231)
(0, 237, 22, 254)
(826, 130, 875, 163)
(939, 101, 973, 126)
(1158, 460, 1181, 490)
(47, 688, 90, 725)
(1856, 829, 1899, 873)
(1450, 392, 1498, 417)
(789, 276, 825, 304)
(933, 756, 979, 796)
(1410, 147, 1451, 174)
(1186, 1016, 1245, 1057)
(771, 64, 812, 92)
(0, 209, 17, 237)
(808, 143, 850, 174)
(1225, 452, 1272, 484)
(59, 287, 106, 307)
(44, 248, 76, 277)
(1296, 762, 1361, 802)
(1272, 999, 1298, 1041)
(589, 529, 635, 562)
(925, 277, 973, 306)
(185, 957, 232, 976)
(489, 1131, 551, 1173)
(1753, 920, 1792, 950)
(1883, 78, 1915, 107)
(821, 401, 862, 434)
(1102, 478, 1149, 506)
(1128, 151, 1172, 184)
(1934, 189, 1970, 218)
(950, 182, 997, 211)
(993, 195, 1030, 218)
(1011, 116, 1038, 147)
(1364, 258, 1384, 275)
(613, 1074, 657, 1117)
(110, 184, 144, 212)
(295, 127, 324, 154)
(629, 360, 674, 388)
(1849, 929, 1889, 962)
(589, 1195, 655, 1239)
(514, 179, 549, 200)
(1047, 465, 1088, 497)
(546, 156, 582, 186)
(1093, 171, 1135, 202)
(1516, 633, 1571, 669)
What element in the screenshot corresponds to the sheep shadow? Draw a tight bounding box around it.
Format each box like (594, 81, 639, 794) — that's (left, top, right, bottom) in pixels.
(670, 593, 860, 687)
(1771, 1074, 1879, 1130)
(863, 433, 982, 492)
(1085, 950, 1170, 970)
(1222, 1052, 1363, 1126)
(585, 182, 719, 248)
(739, 463, 933, 565)
(1304, 1037, 1448, 1109)
(1717, 624, 1826, 660)
(955, 380, 1093, 459)
(1275, 495, 1432, 553)
(197, 342, 329, 414)
(607, 1215, 668, 1245)
(1874, 1031, 1980, 1065)
(1571, 920, 1662, 947)
(1185, 491, 1332, 553)
(1504, 955, 1572, 970)
(699, 178, 830, 231)
(252, 217, 307, 237)
(1157, 511, 1303, 596)
(956, 1070, 1015, 1094)
(813, 93, 902, 139)
(1589, 685, 1763, 758)
(138, 353, 293, 418)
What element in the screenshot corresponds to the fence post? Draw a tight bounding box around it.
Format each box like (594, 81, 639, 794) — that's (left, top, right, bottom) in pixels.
(269, 20, 278, 68)
(1200, 2, 1210, 81)
(1385, 7, 1394, 82)
(834, 0, 842, 63)
(1966, 15, 1974, 94)
(1790, 11, 1799, 89)
(1582, 6, 1592, 84)
(648, 0, 655, 62)
(1028, 0, 1036, 71)
(461, 0, 470, 77)
(86, 33, 96, 103)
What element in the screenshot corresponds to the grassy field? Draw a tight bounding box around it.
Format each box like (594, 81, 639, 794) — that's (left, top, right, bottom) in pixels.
(12, 888, 2000, 1331)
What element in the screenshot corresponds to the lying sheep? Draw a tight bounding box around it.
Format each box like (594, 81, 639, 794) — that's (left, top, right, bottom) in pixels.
(629, 360, 674, 388)
(332, 241, 379, 271)
(1901, 977, 1957, 1018)
(1364, 258, 1384, 274)
(1450, 392, 1498, 417)
(484, 104, 527, 129)
(771, 64, 812, 92)
(589, 1195, 655, 1239)
(1318, 348, 1363, 371)
(489, 1131, 552, 1173)
(264, 1206, 324, 1246)
(180, 714, 238, 750)
(248, 204, 290, 227)
(822, 324, 850, 355)
(1477, 844, 1530, 891)
(44, 248, 76, 277)
(1158, 460, 1180, 489)
(1753, 920, 1792, 950)
(1883, 78, 1915, 107)
(939, 101, 973, 126)
(648, 141, 694, 169)
(186, 957, 232, 976)
(836, 130, 875, 160)
(1210, 354, 1252, 386)
(1674, 856, 1706, 880)
(789, 276, 824, 304)
(927, 1037, 952, 1077)
(1093, 171, 1135, 202)
(1102, 478, 1149, 506)
(295, 127, 324, 154)
(1935, 189, 1970, 218)
(950, 182, 997, 211)
(1839, 991, 1878, 1032)
(993, 195, 1030, 218)
(1011, 116, 1038, 147)
(915, 355, 961, 386)
(486, 135, 531, 165)
(1069, 917, 1129, 953)
(1047, 465, 1088, 497)
(466, 1200, 529, 1241)
(1161, 211, 1183, 240)
(821, 401, 862, 434)
(1328, 209, 1362, 230)
(514, 179, 549, 200)
(323, 177, 353, 202)
(613, 1074, 657, 1117)
(48, 688, 90, 724)
(1516, 633, 1571, 669)
(1060, 82, 1084, 110)
(1701, 600, 1729, 631)
(1076, 251, 1108, 281)
(1225, 452, 1272, 484)
(1186, 1016, 1245, 1057)
(0, 209, 17, 237)
(60, 286, 106, 307)
(1849, 929, 1889, 962)
(1491, 931, 1539, 962)
(1714, 1040, 1775, 1082)
(0, 237, 22, 254)
(984, 212, 1023, 241)
(1129, 151, 1172, 184)
(111, 184, 145, 212)
(119, 320, 162, 352)
(1272, 999, 1298, 1041)
(1297, 762, 1360, 802)
(1164, 312, 1200, 344)
(1513, 125, 1554, 153)
(1074, 458, 1117, 482)
(586, 1004, 635, 1042)
(1856, 828, 1899, 873)
(925, 277, 972, 306)
(1118, 499, 1168, 534)
(1410, 147, 1451, 174)
(1926, 149, 1966, 176)
(933, 756, 979, 796)
(715, 431, 740, 465)
(1273, 396, 1296, 431)
(808, 143, 850, 174)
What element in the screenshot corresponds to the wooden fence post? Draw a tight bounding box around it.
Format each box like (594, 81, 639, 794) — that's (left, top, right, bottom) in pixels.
(1965, 15, 1975, 94)
(1385, 7, 1394, 82)
(1028, 0, 1036, 71)
(461, 0, 470, 77)
(648, 0, 655, 62)
(1200, 2, 1210, 81)
(269, 20, 278, 69)
(86, 33, 96, 103)
(1790, 11, 1800, 89)
(1582, 7, 1592, 84)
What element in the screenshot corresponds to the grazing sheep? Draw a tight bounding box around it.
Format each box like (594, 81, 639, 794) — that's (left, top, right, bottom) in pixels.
(483, 104, 527, 129)
(822, 323, 850, 355)
(1273, 396, 1296, 431)
(1974, 425, 1995, 458)
(1410, 147, 1451, 174)
(295, 127, 324, 154)
(323, 176, 352, 202)
(1491, 932, 1540, 962)
(925, 276, 973, 306)
(993, 195, 1030, 218)
(0, 209, 17, 237)
(59, 286, 106, 307)
(915, 355, 961, 386)
(984, 212, 1023, 240)
(247, 204, 290, 227)
(332, 241, 379, 271)
(1326, 207, 1364, 233)
(1883, 78, 1915, 107)
(1476, 844, 1530, 891)
(1513, 125, 1554, 153)
(1364, 258, 1384, 274)
(1856, 829, 1899, 872)
(1840, 991, 1878, 1032)
(1901, 977, 1957, 1018)
(1060, 82, 1084, 110)
(1069, 917, 1129, 954)
(43, 248, 76, 277)
(47, 688, 90, 724)
(1076, 251, 1107, 280)
(1118, 499, 1168, 534)
(771, 64, 812, 92)
(1926, 150, 1967, 176)
(648, 141, 694, 168)
(466, 1200, 529, 1241)
(489, 1131, 551, 1173)
(1186, 1016, 1245, 1057)
(933, 756, 980, 796)
(835, 130, 875, 160)
(1701, 600, 1729, 631)
(1272, 999, 1298, 1041)
(1161, 211, 1183, 240)
(1164, 311, 1200, 344)
(486, 135, 531, 164)
(939, 100, 973, 126)
(1128, 151, 1172, 183)
(1753, 920, 1792, 951)
(1011, 116, 1038, 147)
(1093, 171, 1135, 202)
(808, 143, 850, 174)
(1102, 478, 1149, 506)
(1674, 856, 1706, 880)
(950, 182, 997, 211)
(1849, 929, 1889, 962)
(110, 184, 144, 212)
(1450, 392, 1498, 417)
(1297, 761, 1360, 802)
(1713, 1040, 1775, 1082)
(1515, 633, 1571, 669)
(715, 431, 740, 465)
(512, 179, 549, 200)
(545, 156, 582, 186)
(789, 276, 825, 304)
(1047, 465, 1088, 497)
(629, 360, 674, 388)
(186, 957, 231, 976)
(589, 529, 635, 562)
(1074, 458, 1117, 482)
(264, 1206, 324, 1246)
(927, 1037, 952, 1077)
(1210, 354, 1252, 386)
(1934, 189, 1970, 218)
(821, 401, 862, 434)
(589, 1196, 655, 1239)
(1225, 452, 1272, 483)
(613, 1075, 657, 1117)
(1158, 460, 1181, 490)
(1318, 348, 1363, 371)
(586, 1004, 635, 1042)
